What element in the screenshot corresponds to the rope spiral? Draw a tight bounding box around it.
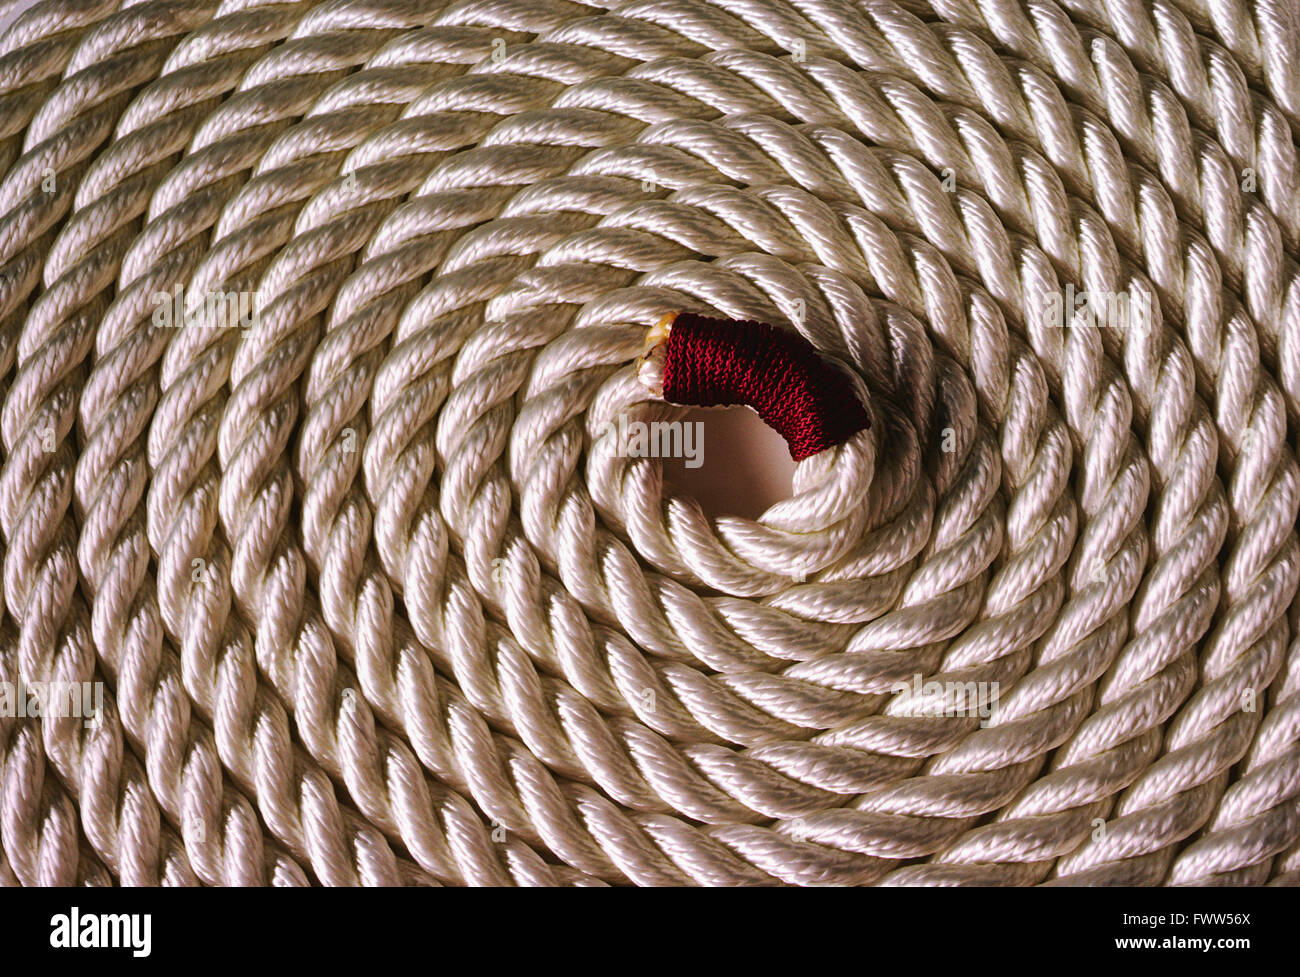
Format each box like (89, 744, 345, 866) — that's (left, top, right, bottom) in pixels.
(0, 0, 1297, 886)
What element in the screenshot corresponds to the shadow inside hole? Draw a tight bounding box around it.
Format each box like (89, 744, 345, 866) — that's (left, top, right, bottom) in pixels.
(660, 406, 796, 522)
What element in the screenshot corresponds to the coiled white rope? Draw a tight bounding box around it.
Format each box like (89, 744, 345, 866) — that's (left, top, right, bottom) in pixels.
(0, 0, 1297, 886)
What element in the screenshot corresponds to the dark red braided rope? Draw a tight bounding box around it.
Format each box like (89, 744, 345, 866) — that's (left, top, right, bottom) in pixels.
(660, 313, 871, 461)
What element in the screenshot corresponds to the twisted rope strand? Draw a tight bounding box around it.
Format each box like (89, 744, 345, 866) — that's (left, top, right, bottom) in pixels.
(0, 0, 1296, 885)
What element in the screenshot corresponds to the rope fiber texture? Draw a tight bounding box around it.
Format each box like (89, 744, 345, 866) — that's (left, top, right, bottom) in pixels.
(0, 0, 1298, 887)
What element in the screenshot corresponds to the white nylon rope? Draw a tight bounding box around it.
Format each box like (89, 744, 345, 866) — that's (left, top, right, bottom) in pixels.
(0, 0, 1297, 886)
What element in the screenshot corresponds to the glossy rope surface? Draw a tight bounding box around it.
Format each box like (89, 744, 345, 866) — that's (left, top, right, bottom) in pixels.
(0, 0, 1298, 886)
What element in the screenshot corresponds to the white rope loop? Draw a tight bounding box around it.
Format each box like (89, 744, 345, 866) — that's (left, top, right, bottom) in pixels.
(0, 0, 1296, 886)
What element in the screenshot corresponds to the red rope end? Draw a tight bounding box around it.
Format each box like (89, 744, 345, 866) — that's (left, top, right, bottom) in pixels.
(648, 312, 870, 462)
